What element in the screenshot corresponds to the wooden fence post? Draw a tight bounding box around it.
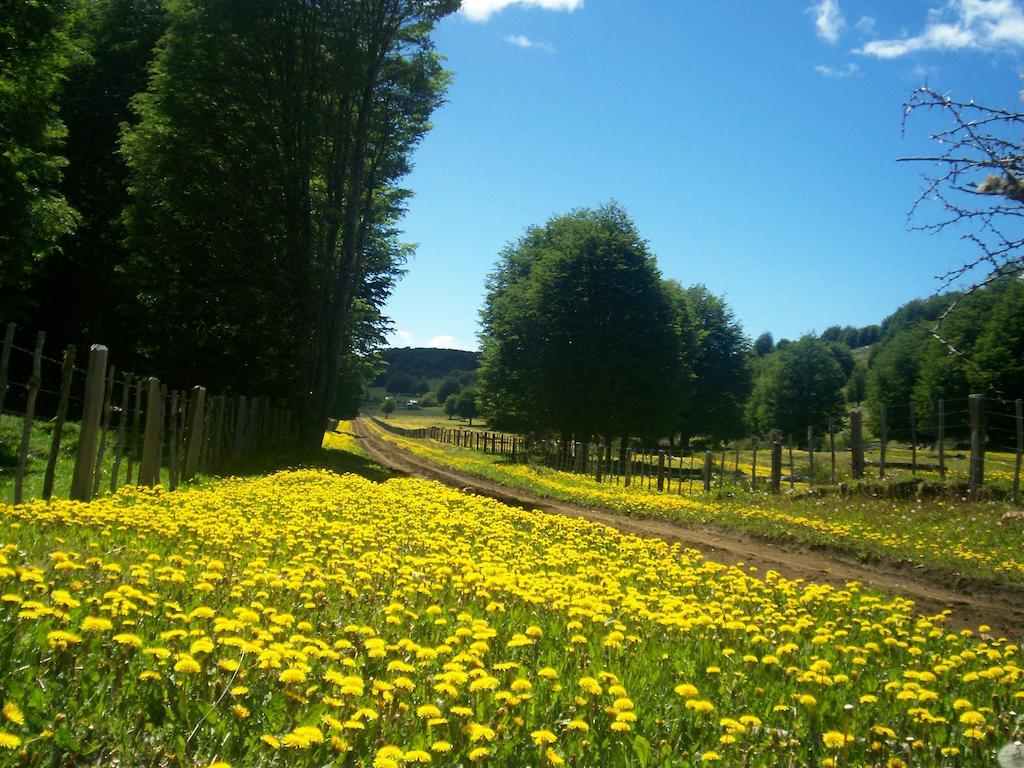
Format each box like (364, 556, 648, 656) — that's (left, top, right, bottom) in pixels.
(232, 395, 247, 462)
(879, 405, 888, 480)
(850, 408, 864, 479)
(0, 322, 15, 416)
(91, 366, 116, 496)
(937, 399, 946, 481)
(126, 379, 143, 486)
(828, 418, 836, 484)
(688, 454, 695, 494)
(968, 394, 985, 495)
(14, 332, 45, 504)
(43, 345, 77, 500)
(183, 386, 206, 481)
(657, 450, 665, 491)
(788, 437, 795, 491)
(909, 401, 917, 475)
(807, 426, 815, 486)
(138, 377, 164, 487)
(770, 441, 782, 494)
(719, 444, 726, 490)
(703, 451, 712, 492)
(1014, 398, 1022, 504)
(110, 373, 132, 494)
(70, 345, 109, 501)
(168, 390, 180, 491)
(751, 439, 758, 491)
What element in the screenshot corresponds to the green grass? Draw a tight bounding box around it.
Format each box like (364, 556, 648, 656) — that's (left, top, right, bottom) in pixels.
(370, 404, 491, 431)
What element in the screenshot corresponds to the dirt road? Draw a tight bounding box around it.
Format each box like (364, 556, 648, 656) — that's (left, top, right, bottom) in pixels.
(352, 417, 1024, 638)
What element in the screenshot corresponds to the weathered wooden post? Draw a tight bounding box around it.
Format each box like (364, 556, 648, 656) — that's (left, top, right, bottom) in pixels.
(968, 394, 985, 495)
(850, 408, 864, 479)
(43, 345, 77, 500)
(1014, 398, 1022, 504)
(828, 418, 836, 484)
(91, 366, 116, 495)
(719, 444, 726, 490)
(703, 450, 712, 492)
(909, 401, 917, 475)
(688, 454, 695, 494)
(0, 322, 15, 417)
(788, 437, 795, 491)
(232, 395, 247, 462)
(807, 426, 815, 486)
(770, 441, 782, 494)
(138, 377, 164, 487)
(183, 386, 206, 482)
(937, 398, 946, 481)
(751, 439, 758, 491)
(126, 377, 143, 485)
(167, 390, 180, 491)
(109, 373, 132, 493)
(70, 345, 109, 501)
(657, 450, 665, 491)
(14, 332, 45, 504)
(879, 405, 888, 480)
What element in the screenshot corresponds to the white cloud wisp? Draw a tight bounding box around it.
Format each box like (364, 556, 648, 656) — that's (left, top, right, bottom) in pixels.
(503, 33, 555, 52)
(811, 0, 846, 43)
(815, 62, 861, 77)
(461, 0, 582, 23)
(858, 0, 1024, 58)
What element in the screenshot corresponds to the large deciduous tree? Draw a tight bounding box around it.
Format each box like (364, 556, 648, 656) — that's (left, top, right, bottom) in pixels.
(669, 283, 751, 444)
(121, 0, 457, 445)
(746, 336, 846, 440)
(23, 0, 166, 348)
(478, 203, 685, 444)
(0, 0, 79, 310)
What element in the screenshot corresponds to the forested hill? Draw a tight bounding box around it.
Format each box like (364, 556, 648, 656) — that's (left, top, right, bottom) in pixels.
(373, 347, 479, 387)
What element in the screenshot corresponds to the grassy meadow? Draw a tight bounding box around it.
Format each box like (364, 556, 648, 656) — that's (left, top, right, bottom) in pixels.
(0, 429, 1018, 766)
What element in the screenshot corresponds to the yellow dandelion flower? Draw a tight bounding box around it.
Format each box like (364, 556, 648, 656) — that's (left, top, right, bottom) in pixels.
(81, 616, 113, 633)
(0, 732, 22, 749)
(2, 703, 24, 726)
(531, 729, 557, 745)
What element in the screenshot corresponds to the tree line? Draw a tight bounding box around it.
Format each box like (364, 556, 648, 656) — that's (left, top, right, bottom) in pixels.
(1, 0, 458, 447)
(474, 203, 1024, 450)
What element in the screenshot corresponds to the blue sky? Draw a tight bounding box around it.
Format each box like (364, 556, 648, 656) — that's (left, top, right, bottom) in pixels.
(385, 0, 1024, 351)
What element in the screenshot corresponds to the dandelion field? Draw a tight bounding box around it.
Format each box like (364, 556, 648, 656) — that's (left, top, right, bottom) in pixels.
(367, 424, 1024, 585)
(0, 459, 1021, 767)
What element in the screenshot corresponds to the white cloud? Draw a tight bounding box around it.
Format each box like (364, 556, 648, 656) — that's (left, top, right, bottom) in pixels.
(815, 62, 861, 77)
(855, 15, 876, 33)
(389, 330, 414, 347)
(461, 0, 582, 23)
(858, 0, 1024, 58)
(503, 33, 555, 52)
(811, 0, 846, 43)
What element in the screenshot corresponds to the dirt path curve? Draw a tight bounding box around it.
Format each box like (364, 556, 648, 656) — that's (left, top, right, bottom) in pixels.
(352, 418, 1024, 638)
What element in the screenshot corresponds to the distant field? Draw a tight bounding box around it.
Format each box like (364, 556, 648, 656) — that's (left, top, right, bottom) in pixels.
(368, 404, 492, 431)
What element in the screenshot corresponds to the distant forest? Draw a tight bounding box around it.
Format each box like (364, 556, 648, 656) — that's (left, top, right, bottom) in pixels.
(372, 347, 479, 402)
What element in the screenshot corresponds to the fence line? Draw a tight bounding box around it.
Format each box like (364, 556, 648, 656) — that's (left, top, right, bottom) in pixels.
(377, 397, 1023, 502)
(0, 322, 299, 504)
